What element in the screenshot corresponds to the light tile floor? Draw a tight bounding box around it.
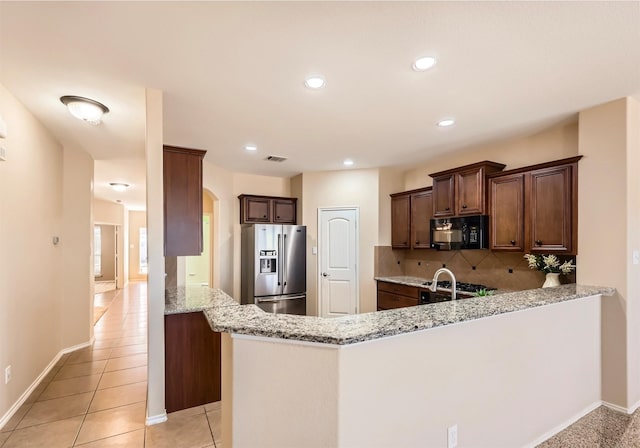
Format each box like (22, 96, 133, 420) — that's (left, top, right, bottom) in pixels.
(0, 282, 221, 448)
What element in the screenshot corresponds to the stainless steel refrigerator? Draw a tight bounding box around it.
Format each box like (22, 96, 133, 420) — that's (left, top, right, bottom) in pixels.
(241, 224, 307, 315)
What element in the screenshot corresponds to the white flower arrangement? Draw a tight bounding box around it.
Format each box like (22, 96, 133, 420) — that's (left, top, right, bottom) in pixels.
(524, 254, 575, 275)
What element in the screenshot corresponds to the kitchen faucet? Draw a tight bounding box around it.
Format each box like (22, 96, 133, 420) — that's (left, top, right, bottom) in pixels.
(429, 268, 457, 301)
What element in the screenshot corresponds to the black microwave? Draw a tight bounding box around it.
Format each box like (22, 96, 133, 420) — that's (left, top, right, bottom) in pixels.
(430, 215, 489, 250)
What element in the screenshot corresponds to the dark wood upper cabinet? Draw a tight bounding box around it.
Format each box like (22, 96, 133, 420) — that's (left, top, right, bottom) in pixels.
(272, 198, 297, 223)
(163, 145, 206, 257)
(391, 194, 411, 248)
(529, 164, 574, 253)
(432, 175, 455, 217)
(488, 156, 581, 254)
(430, 161, 506, 217)
(391, 187, 432, 249)
(239, 195, 297, 224)
(410, 189, 433, 249)
(489, 173, 525, 251)
(242, 196, 271, 223)
(456, 168, 484, 215)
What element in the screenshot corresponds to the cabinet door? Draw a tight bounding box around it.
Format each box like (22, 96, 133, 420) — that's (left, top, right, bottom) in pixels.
(164, 146, 205, 257)
(489, 173, 525, 251)
(456, 168, 483, 215)
(165, 313, 221, 413)
(432, 175, 455, 217)
(411, 190, 432, 249)
(244, 197, 271, 223)
(391, 195, 410, 248)
(273, 198, 297, 224)
(528, 165, 573, 253)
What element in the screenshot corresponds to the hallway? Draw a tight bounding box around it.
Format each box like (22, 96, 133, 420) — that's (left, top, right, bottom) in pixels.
(0, 282, 221, 447)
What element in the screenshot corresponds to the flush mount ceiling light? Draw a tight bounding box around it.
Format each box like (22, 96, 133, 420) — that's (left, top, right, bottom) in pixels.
(60, 95, 109, 124)
(437, 118, 456, 127)
(343, 159, 354, 167)
(412, 56, 437, 71)
(109, 182, 129, 192)
(244, 144, 257, 151)
(304, 75, 326, 89)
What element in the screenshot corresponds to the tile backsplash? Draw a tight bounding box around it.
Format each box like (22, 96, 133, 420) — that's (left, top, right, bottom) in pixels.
(375, 246, 576, 291)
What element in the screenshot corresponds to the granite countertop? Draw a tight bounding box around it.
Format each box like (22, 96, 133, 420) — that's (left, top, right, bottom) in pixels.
(164, 286, 239, 314)
(178, 284, 615, 346)
(375, 276, 432, 287)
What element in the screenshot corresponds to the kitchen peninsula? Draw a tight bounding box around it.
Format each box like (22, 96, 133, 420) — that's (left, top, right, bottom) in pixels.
(167, 283, 613, 447)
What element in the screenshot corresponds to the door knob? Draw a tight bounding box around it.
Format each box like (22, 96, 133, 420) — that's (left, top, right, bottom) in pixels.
(322, 272, 330, 277)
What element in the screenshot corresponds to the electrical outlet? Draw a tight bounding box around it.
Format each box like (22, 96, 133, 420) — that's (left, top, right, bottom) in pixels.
(447, 424, 458, 448)
(5, 365, 11, 384)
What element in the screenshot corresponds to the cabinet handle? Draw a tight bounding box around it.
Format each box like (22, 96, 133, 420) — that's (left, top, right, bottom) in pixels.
(445, 207, 450, 211)
(263, 215, 267, 218)
(510, 240, 516, 245)
(416, 241, 420, 245)
(276, 216, 280, 219)
(535, 240, 542, 246)
(462, 204, 467, 209)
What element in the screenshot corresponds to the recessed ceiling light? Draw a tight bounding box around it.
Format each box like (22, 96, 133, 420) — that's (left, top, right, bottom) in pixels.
(244, 144, 257, 151)
(412, 56, 437, 71)
(305, 76, 326, 89)
(60, 95, 109, 124)
(343, 159, 354, 166)
(437, 118, 456, 127)
(109, 182, 129, 192)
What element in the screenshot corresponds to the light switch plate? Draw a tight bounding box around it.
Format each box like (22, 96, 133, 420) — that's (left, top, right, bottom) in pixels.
(0, 116, 6, 139)
(633, 250, 639, 265)
(0, 145, 6, 161)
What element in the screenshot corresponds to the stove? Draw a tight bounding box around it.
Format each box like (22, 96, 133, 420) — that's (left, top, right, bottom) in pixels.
(434, 281, 495, 294)
(419, 281, 496, 305)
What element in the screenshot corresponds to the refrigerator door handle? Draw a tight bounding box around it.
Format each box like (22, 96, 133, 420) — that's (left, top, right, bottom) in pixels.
(277, 233, 282, 286)
(283, 233, 288, 286)
(257, 294, 306, 303)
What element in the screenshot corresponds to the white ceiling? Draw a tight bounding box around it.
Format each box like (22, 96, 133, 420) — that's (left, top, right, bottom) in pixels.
(1, 2, 639, 211)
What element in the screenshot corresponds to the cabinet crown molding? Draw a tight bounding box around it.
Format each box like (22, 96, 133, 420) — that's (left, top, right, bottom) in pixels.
(429, 161, 506, 178)
(390, 186, 432, 198)
(486, 156, 583, 178)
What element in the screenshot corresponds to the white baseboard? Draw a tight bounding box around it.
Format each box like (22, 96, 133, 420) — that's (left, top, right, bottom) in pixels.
(524, 401, 602, 448)
(602, 400, 629, 414)
(628, 399, 640, 414)
(146, 411, 168, 426)
(0, 339, 93, 431)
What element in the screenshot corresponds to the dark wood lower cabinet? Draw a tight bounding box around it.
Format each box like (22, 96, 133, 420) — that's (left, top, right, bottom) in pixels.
(165, 312, 221, 413)
(377, 281, 420, 310)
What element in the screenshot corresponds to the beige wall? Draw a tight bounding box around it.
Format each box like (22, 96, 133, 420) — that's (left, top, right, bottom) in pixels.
(93, 199, 125, 288)
(301, 169, 380, 315)
(128, 211, 147, 281)
(626, 98, 640, 409)
(97, 225, 116, 281)
(0, 83, 93, 424)
(403, 120, 579, 190)
(93, 198, 124, 225)
(61, 146, 94, 349)
(577, 97, 640, 410)
(145, 88, 166, 424)
(231, 296, 601, 447)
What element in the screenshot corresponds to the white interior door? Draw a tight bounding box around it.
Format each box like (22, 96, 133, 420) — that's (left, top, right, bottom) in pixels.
(318, 207, 358, 317)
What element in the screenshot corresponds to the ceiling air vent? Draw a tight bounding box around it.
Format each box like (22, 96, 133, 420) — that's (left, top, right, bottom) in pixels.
(265, 155, 287, 163)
